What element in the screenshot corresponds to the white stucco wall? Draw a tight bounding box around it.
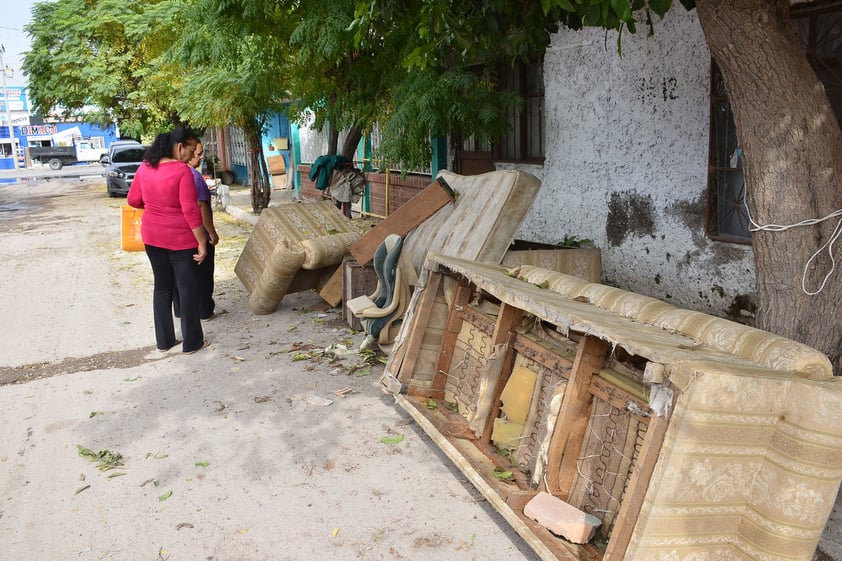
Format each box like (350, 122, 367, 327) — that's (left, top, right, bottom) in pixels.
(515, 8, 757, 319)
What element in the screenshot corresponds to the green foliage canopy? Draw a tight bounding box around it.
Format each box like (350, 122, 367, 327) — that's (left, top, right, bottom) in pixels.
(23, 0, 186, 137)
(22, 0, 696, 167)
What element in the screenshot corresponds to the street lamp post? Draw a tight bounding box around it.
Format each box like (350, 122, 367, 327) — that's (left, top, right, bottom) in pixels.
(0, 44, 19, 171)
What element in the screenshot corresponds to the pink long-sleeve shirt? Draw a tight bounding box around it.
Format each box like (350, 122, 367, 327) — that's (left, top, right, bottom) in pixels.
(127, 161, 204, 250)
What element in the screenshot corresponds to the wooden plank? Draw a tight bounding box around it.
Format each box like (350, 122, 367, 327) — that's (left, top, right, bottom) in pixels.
(383, 273, 441, 386)
(479, 303, 526, 443)
(475, 439, 531, 489)
(349, 176, 456, 266)
(317, 265, 344, 307)
(602, 409, 671, 561)
(505, 490, 540, 512)
(429, 280, 473, 397)
(545, 335, 610, 497)
(513, 334, 576, 375)
(394, 394, 590, 561)
(589, 375, 650, 425)
(460, 305, 496, 335)
(396, 272, 443, 384)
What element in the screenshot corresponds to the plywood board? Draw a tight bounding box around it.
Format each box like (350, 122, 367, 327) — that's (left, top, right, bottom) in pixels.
(349, 177, 456, 266)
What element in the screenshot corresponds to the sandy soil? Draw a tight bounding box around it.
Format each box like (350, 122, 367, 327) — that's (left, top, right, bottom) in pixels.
(0, 178, 540, 561)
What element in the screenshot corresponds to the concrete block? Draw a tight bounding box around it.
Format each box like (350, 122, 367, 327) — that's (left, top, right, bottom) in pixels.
(523, 492, 601, 544)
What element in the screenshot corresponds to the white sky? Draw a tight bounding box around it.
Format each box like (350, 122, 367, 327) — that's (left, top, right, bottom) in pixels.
(0, 0, 41, 88)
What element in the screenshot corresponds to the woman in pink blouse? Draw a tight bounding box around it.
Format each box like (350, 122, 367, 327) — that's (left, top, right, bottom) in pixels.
(127, 126, 209, 354)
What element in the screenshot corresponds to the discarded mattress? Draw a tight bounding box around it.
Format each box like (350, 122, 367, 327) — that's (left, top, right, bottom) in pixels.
(401, 169, 542, 274)
(382, 254, 839, 561)
(235, 201, 361, 314)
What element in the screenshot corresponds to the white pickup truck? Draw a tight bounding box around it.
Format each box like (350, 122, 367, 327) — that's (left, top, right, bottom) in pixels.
(29, 140, 108, 170)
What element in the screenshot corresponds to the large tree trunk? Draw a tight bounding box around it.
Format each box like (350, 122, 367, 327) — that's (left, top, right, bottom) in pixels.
(325, 124, 362, 160)
(697, 0, 842, 372)
(327, 124, 339, 155)
(340, 126, 362, 161)
(243, 119, 271, 213)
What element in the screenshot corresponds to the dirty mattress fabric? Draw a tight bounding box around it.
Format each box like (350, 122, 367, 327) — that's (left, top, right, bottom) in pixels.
(234, 201, 361, 314)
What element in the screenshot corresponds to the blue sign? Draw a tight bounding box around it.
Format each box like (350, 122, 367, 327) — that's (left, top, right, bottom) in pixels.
(0, 86, 28, 112)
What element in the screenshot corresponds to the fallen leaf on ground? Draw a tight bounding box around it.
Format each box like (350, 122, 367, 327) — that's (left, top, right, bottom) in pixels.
(75, 484, 91, 495)
(159, 490, 173, 501)
(77, 445, 123, 471)
(380, 434, 405, 445)
(176, 523, 194, 530)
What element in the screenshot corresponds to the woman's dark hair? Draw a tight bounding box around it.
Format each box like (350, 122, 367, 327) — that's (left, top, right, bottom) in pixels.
(143, 126, 199, 167)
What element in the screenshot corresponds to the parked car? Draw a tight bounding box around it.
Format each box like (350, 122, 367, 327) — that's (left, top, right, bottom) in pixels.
(105, 139, 140, 162)
(103, 144, 147, 197)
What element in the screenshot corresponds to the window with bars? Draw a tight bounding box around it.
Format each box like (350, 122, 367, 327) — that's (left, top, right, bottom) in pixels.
(706, 61, 749, 243)
(706, 2, 842, 243)
(230, 126, 248, 168)
(493, 60, 545, 163)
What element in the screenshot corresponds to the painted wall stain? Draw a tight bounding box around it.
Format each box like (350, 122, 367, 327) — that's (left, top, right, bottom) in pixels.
(669, 195, 706, 231)
(725, 293, 757, 325)
(711, 241, 749, 266)
(606, 191, 656, 247)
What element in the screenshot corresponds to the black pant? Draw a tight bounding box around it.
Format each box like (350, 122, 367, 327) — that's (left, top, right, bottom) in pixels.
(145, 245, 204, 352)
(173, 243, 215, 319)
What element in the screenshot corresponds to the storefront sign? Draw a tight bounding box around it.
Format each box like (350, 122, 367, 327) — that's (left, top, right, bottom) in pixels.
(21, 124, 58, 136)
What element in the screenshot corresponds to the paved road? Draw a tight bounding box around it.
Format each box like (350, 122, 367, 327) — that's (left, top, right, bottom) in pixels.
(0, 162, 106, 184)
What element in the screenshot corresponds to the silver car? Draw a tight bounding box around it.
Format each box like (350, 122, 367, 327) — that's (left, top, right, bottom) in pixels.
(103, 144, 147, 197)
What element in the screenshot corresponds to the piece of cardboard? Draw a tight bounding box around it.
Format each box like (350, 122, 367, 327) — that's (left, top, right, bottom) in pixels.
(267, 155, 286, 175)
(349, 177, 455, 266)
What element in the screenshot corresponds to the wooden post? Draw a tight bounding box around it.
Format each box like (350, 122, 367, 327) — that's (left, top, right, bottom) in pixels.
(396, 271, 443, 384)
(479, 303, 526, 443)
(429, 280, 473, 397)
(544, 335, 610, 497)
(602, 406, 671, 561)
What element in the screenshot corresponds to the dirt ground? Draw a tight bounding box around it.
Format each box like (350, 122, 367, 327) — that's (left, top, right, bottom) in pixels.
(0, 178, 540, 561)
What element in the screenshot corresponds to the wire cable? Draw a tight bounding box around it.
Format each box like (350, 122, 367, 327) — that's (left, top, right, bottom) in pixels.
(743, 190, 842, 295)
